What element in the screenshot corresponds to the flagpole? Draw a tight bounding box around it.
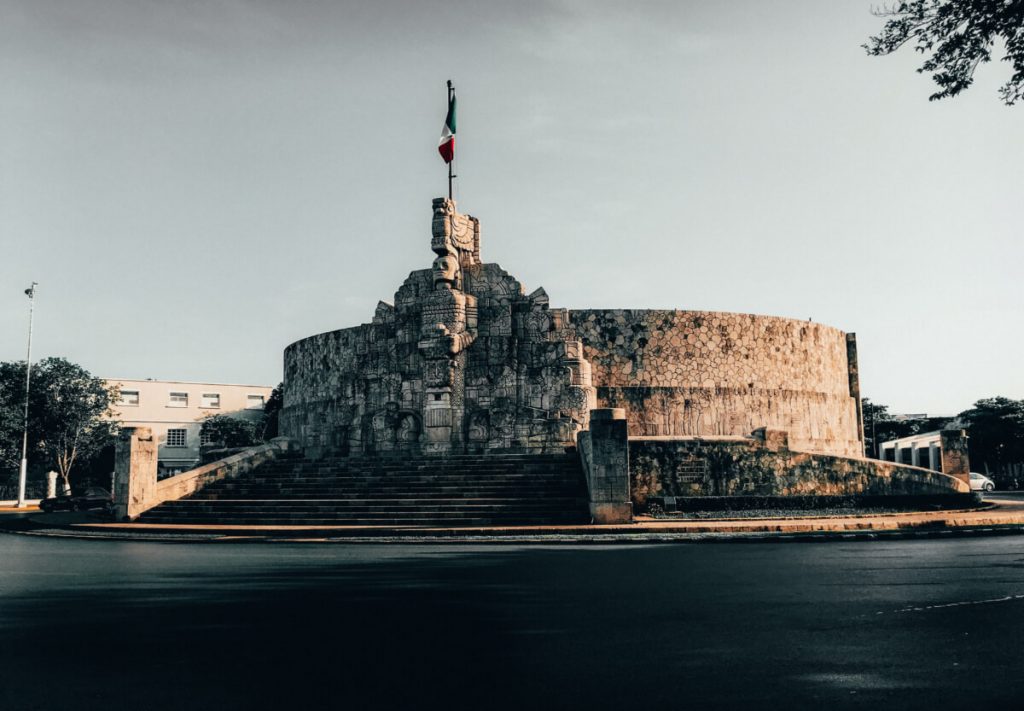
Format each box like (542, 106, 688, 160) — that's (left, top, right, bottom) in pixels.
(447, 79, 454, 200)
(17, 282, 37, 509)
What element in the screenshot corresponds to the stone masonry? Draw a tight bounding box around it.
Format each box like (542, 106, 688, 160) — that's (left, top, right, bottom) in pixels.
(282, 198, 596, 456)
(282, 199, 863, 458)
(571, 310, 863, 456)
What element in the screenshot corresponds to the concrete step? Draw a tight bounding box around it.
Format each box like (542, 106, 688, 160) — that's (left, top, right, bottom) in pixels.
(138, 514, 589, 526)
(140, 451, 588, 527)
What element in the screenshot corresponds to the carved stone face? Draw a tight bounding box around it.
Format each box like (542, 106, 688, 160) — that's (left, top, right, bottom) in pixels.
(432, 255, 458, 286)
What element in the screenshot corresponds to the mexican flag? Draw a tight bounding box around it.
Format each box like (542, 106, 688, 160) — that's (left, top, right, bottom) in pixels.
(438, 89, 456, 164)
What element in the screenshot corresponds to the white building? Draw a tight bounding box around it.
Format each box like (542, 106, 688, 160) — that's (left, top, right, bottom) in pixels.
(878, 431, 944, 472)
(106, 379, 275, 476)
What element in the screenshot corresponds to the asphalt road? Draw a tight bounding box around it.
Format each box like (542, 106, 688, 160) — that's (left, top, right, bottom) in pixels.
(2, 535, 1023, 710)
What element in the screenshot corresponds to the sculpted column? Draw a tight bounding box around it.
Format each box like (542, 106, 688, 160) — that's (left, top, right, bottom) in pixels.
(418, 198, 480, 454)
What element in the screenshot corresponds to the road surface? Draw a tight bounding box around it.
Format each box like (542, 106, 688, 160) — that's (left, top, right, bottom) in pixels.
(1, 534, 1023, 710)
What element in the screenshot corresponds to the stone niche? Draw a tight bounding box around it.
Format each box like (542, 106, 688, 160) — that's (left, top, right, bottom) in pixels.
(281, 198, 597, 456)
(282, 199, 864, 459)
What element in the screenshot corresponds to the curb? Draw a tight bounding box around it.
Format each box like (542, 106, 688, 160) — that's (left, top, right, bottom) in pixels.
(6, 518, 1024, 545)
(8, 526, 1024, 545)
(4, 495, 1023, 544)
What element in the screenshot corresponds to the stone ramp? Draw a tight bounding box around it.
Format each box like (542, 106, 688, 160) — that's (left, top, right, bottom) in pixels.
(137, 452, 589, 527)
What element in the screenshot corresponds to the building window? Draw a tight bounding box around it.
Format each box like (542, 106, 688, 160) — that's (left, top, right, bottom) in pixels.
(201, 393, 221, 409)
(168, 392, 188, 408)
(200, 430, 215, 446)
(166, 429, 187, 447)
(247, 395, 265, 410)
(119, 390, 140, 407)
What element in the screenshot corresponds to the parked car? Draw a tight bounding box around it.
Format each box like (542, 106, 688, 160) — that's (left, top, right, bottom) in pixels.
(39, 486, 113, 513)
(969, 472, 995, 493)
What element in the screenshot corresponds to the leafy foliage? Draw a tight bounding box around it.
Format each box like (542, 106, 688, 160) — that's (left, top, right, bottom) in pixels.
(0, 358, 118, 495)
(261, 383, 283, 440)
(200, 383, 284, 451)
(200, 414, 263, 449)
(861, 399, 951, 456)
(865, 0, 1024, 104)
(957, 397, 1024, 484)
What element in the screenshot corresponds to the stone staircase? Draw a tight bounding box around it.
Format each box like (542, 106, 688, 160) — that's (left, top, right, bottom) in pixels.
(138, 452, 589, 527)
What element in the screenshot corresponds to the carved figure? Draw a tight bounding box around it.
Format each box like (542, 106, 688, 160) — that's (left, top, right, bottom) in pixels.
(431, 197, 480, 267)
(467, 411, 490, 442)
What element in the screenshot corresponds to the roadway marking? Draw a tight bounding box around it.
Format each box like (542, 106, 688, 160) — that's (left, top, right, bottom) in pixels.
(877, 593, 1024, 615)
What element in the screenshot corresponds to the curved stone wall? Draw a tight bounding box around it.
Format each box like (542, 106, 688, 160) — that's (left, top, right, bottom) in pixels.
(569, 310, 863, 457)
(628, 437, 969, 508)
(280, 198, 863, 459)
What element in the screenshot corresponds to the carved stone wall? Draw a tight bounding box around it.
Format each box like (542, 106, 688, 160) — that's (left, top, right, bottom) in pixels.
(568, 310, 863, 457)
(282, 200, 863, 459)
(281, 199, 596, 456)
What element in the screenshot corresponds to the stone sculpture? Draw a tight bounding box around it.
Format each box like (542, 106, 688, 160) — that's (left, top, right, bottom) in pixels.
(281, 198, 863, 459)
(283, 198, 595, 456)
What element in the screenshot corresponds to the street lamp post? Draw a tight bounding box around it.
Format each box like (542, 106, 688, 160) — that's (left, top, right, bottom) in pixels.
(17, 282, 37, 509)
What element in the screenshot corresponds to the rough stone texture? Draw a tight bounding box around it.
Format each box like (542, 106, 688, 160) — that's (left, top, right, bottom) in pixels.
(151, 438, 295, 512)
(282, 198, 596, 456)
(569, 310, 863, 457)
(578, 408, 632, 523)
(116, 438, 295, 520)
(629, 436, 969, 509)
(113, 427, 158, 520)
(282, 199, 862, 459)
(940, 429, 971, 486)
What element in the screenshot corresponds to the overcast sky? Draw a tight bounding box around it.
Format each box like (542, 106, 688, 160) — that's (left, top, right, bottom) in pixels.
(1, 0, 1021, 414)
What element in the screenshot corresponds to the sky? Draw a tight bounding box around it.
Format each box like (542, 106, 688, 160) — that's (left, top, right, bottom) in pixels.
(1, 0, 1021, 415)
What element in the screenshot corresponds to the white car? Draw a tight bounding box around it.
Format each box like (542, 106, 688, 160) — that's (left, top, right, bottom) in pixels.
(969, 472, 995, 492)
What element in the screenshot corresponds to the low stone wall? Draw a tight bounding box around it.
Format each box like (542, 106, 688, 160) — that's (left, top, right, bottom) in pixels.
(152, 438, 295, 513)
(113, 437, 296, 520)
(629, 436, 969, 508)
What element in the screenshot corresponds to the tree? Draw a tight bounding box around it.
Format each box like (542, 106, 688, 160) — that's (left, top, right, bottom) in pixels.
(200, 414, 263, 449)
(261, 383, 284, 440)
(865, 0, 1024, 104)
(957, 397, 1024, 485)
(0, 358, 118, 495)
(861, 398, 952, 457)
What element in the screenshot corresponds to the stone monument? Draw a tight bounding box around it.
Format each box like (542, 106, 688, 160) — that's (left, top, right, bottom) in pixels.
(282, 199, 866, 459)
(283, 198, 596, 456)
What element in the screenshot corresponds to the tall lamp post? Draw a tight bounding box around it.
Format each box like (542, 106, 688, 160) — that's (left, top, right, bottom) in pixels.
(17, 282, 37, 509)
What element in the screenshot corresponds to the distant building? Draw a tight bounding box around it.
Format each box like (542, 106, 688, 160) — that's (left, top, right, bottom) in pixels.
(105, 379, 274, 476)
(879, 431, 948, 472)
(890, 413, 953, 422)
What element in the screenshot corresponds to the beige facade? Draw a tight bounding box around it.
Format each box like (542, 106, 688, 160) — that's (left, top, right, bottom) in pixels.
(106, 379, 274, 476)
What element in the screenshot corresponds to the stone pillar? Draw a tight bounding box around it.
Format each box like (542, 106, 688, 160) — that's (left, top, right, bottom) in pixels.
(113, 427, 158, 520)
(940, 429, 971, 488)
(846, 333, 865, 449)
(585, 408, 631, 524)
(46, 471, 58, 499)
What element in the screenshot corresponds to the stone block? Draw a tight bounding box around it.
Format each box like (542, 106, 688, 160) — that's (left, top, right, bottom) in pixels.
(752, 427, 789, 451)
(580, 408, 632, 524)
(113, 427, 158, 520)
(940, 429, 971, 487)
